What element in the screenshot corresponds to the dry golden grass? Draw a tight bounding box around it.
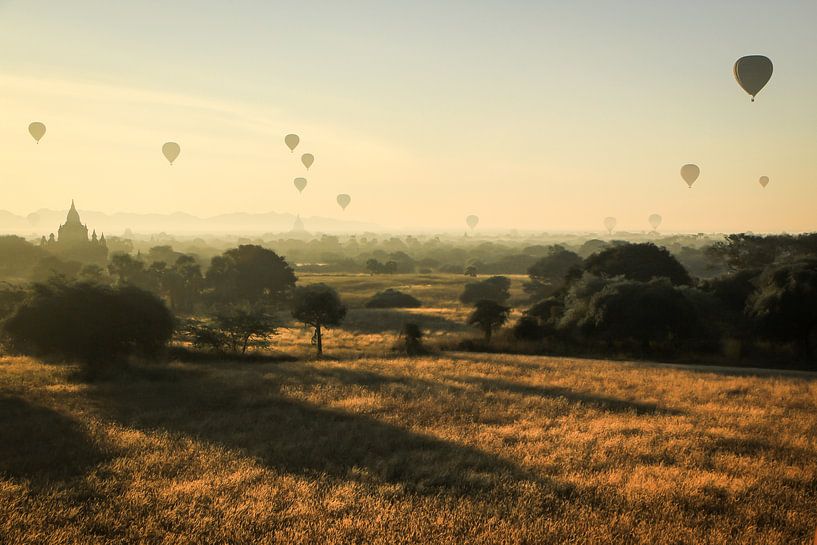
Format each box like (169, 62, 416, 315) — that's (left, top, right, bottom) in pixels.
(2, 352, 816, 544)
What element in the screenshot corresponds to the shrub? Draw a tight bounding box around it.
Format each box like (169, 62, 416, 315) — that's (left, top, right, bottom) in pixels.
(3, 281, 174, 366)
(400, 322, 425, 356)
(365, 289, 422, 309)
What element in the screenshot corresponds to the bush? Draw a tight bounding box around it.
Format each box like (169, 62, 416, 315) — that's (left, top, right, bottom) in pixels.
(400, 322, 425, 356)
(365, 289, 422, 309)
(2, 281, 174, 367)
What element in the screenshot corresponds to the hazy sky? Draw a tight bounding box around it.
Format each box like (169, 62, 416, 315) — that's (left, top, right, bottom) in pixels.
(1, 0, 815, 232)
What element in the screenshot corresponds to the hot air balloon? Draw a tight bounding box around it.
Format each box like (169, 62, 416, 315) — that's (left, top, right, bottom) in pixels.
(648, 214, 662, 230)
(466, 215, 479, 230)
(301, 153, 314, 170)
(337, 194, 351, 210)
(285, 134, 299, 152)
(28, 122, 46, 143)
(733, 55, 773, 102)
(759, 176, 769, 188)
(603, 217, 617, 234)
(681, 164, 700, 188)
(162, 142, 181, 165)
(294, 177, 307, 193)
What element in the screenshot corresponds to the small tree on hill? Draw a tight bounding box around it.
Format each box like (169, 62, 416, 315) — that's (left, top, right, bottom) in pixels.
(291, 284, 347, 356)
(467, 300, 510, 342)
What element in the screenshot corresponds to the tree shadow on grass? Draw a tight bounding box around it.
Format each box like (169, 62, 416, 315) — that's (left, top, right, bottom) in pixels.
(455, 376, 684, 416)
(86, 366, 543, 496)
(0, 395, 108, 482)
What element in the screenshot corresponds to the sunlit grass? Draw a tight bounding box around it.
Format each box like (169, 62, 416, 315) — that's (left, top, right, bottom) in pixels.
(1, 352, 815, 544)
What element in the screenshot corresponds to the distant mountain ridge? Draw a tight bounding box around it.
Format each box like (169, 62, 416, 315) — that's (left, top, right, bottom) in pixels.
(0, 208, 380, 236)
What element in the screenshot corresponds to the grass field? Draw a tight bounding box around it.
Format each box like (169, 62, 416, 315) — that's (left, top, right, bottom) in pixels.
(2, 353, 816, 544)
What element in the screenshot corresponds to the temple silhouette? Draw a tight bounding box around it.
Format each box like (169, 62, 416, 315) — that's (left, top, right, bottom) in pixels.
(40, 200, 108, 265)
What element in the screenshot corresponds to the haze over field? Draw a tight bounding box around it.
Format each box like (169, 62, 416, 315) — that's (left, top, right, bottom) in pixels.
(1, 1, 816, 233)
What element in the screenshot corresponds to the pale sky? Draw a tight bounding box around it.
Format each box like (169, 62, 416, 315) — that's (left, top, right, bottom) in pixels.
(1, 0, 815, 233)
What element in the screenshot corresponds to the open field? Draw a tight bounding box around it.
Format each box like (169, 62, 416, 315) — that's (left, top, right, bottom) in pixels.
(2, 353, 816, 544)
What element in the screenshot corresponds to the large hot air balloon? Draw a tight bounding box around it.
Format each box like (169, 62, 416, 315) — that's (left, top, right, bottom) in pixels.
(28, 122, 46, 143)
(680, 164, 700, 188)
(466, 215, 479, 230)
(162, 142, 181, 165)
(337, 194, 351, 210)
(603, 217, 617, 234)
(759, 176, 769, 188)
(733, 55, 773, 102)
(285, 134, 299, 152)
(648, 214, 662, 230)
(301, 153, 314, 170)
(294, 177, 307, 193)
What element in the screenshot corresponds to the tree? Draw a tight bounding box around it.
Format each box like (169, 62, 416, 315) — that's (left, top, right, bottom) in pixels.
(460, 276, 511, 305)
(524, 245, 583, 300)
(206, 245, 296, 307)
(467, 300, 510, 342)
(291, 284, 347, 356)
(108, 253, 148, 287)
(2, 281, 174, 368)
(187, 308, 277, 355)
(464, 265, 478, 277)
(366, 258, 383, 275)
(746, 260, 817, 358)
(164, 255, 203, 313)
(584, 242, 692, 285)
(563, 277, 702, 350)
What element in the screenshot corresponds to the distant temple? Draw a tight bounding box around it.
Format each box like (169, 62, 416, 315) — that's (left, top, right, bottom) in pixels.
(40, 200, 108, 264)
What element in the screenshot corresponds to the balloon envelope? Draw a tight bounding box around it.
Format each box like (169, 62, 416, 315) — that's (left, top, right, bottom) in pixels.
(648, 214, 662, 230)
(293, 177, 307, 193)
(337, 194, 351, 210)
(603, 217, 617, 233)
(162, 142, 181, 165)
(733, 55, 773, 101)
(301, 153, 314, 169)
(285, 134, 299, 152)
(759, 176, 769, 188)
(466, 215, 479, 229)
(28, 122, 46, 142)
(680, 164, 700, 188)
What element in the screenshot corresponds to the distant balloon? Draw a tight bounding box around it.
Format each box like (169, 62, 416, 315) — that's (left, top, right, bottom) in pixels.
(603, 217, 617, 234)
(294, 177, 307, 193)
(680, 164, 700, 188)
(758, 176, 770, 188)
(301, 153, 314, 170)
(733, 55, 773, 102)
(162, 142, 181, 165)
(28, 122, 46, 143)
(648, 214, 662, 230)
(285, 134, 299, 152)
(337, 194, 351, 210)
(466, 215, 479, 230)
